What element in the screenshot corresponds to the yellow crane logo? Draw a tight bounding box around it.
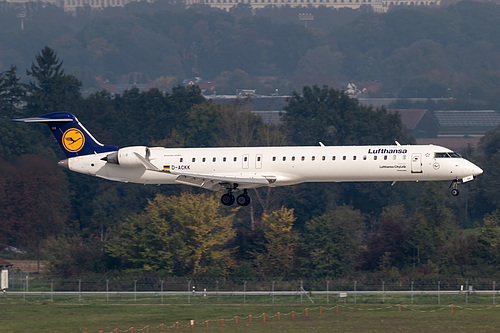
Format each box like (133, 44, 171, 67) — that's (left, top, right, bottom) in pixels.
(62, 128, 85, 152)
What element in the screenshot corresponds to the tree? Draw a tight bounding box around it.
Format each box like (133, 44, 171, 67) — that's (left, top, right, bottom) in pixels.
(475, 210, 500, 267)
(283, 86, 408, 146)
(476, 127, 500, 212)
(88, 181, 171, 243)
(214, 98, 286, 148)
(407, 182, 457, 270)
(183, 102, 223, 147)
(253, 207, 298, 277)
(437, 210, 500, 276)
(0, 154, 69, 270)
(0, 157, 16, 250)
(363, 205, 409, 273)
(291, 46, 343, 91)
(106, 193, 237, 276)
(0, 116, 56, 161)
(0, 65, 26, 118)
(45, 234, 114, 278)
(26, 46, 82, 114)
(382, 39, 450, 95)
(299, 206, 366, 278)
(95, 85, 206, 147)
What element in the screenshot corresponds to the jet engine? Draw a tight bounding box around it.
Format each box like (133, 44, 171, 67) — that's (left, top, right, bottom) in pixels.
(103, 146, 150, 167)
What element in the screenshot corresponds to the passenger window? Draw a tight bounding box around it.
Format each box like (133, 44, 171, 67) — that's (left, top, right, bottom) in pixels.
(257, 156, 261, 161)
(301, 156, 305, 161)
(202, 157, 206, 162)
(332, 156, 336, 161)
(283, 156, 286, 161)
(374, 156, 378, 160)
(343, 156, 347, 160)
(393, 155, 396, 160)
(322, 156, 326, 161)
(403, 155, 406, 160)
(192, 158, 196, 162)
(223, 157, 227, 162)
(213, 157, 216, 162)
(273, 156, 276, 161)
(244, 156, 248, 162)
(180, 158, 183, 162)
(353, 156, 357, 160)
(312, 156, 316, 161)
(234, 157, 237, 162)
(384, 155, 388, 160)
(363, 155, 367, 160)
(292, 156, 295, 161)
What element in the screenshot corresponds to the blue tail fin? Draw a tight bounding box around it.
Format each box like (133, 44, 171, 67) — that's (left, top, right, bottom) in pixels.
(12, 112, 118, 158)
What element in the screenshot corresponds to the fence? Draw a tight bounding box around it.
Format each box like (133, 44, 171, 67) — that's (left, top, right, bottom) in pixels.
(4, 272, 499, 305)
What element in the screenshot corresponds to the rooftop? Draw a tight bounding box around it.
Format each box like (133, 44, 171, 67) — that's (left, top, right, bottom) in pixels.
(434, 110, 500, 127)
(0, 258, 13, 267)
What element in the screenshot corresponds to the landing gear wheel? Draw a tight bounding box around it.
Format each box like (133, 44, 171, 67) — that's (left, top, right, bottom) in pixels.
(236, 194, 251, 206)
(449, 179, 460, 197)
(221, 193, 235, 206)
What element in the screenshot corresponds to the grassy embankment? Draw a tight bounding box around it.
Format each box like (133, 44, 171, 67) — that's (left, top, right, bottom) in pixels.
(2, 294, 500, 333)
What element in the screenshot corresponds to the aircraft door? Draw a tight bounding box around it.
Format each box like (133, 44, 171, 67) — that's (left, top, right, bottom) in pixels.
(256, 154, 262, 169)
(243, 154, 249, 169)
(411, 153, 423, 173)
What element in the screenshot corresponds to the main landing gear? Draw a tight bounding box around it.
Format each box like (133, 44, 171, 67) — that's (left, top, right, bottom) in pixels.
(221, 188, 251, 206)
(450, 179, 460, 196)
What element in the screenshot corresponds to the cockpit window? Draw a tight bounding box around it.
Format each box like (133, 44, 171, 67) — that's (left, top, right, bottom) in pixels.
(435, 152, 462, 158)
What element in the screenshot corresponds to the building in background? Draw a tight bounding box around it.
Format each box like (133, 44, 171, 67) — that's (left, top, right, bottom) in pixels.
(1, 0, 440, 13)
(1, 0, 154, 13)
(184, 0, 440, 13)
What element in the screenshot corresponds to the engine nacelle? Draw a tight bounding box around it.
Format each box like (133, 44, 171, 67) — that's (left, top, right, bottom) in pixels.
(104, 146, 149, 168)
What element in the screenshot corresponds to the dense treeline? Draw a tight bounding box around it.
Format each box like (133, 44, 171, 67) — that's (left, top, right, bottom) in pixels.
(0, 48, 499, 280)
(1, 2, 500, 106)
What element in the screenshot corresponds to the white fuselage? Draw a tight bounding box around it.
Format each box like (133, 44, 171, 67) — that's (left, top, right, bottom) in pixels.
(62, 144, 483, 190)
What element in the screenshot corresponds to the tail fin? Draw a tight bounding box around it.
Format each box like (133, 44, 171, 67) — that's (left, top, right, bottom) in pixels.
(12, 112, 118, 158)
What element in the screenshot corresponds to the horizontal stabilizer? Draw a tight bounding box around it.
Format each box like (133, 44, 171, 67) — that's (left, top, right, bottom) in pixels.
(12, 116, 73, 123)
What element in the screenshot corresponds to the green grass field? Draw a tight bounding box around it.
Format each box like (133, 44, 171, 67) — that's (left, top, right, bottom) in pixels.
(2, 294, 500, 333)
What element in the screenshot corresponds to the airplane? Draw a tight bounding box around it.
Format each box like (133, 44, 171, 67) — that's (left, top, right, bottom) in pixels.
(13, 112, 483, 206)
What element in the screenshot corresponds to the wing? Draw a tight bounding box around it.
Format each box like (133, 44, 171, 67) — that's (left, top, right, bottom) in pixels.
(132, 153, 277, 190)
(170, 170, 277, 191)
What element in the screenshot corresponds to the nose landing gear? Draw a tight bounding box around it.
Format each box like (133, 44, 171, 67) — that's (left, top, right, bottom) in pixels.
(450, 179, 460, 196)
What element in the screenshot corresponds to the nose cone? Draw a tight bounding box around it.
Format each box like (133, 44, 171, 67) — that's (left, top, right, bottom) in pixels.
(472, 164, 483, 176)
(58, 159, 69, 170)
